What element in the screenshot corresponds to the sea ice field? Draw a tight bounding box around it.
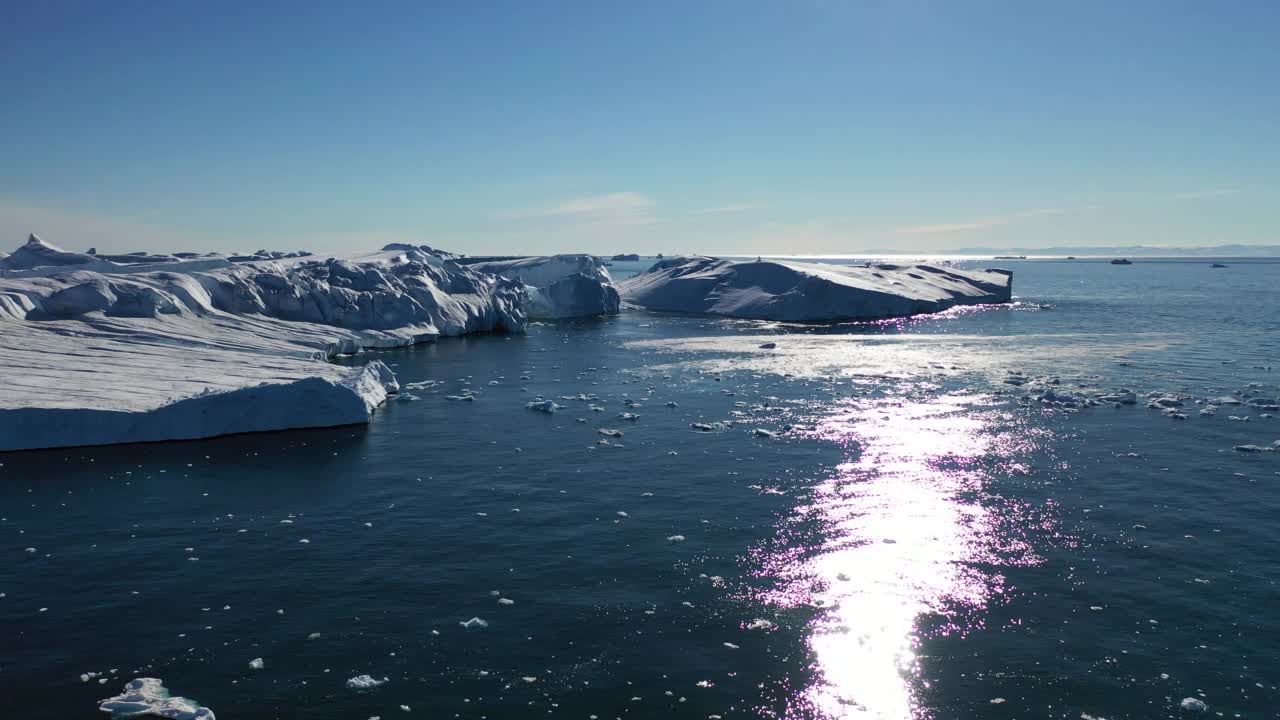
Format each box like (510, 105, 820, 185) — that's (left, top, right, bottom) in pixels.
(2, 257, 1279, 719)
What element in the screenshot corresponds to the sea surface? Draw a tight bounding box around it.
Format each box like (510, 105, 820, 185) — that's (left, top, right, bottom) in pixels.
(3, 257, 1279, 719)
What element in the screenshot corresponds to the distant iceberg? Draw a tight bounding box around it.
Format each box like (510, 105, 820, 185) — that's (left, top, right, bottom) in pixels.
(618, 257, 1012, 322)
(1, 239, 526, 451)
(463, 254, 620, 318)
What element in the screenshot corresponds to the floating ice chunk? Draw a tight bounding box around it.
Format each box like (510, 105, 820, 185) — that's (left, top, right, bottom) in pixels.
(1234, 445, 1273, 453)
(617, 511, 629, 517)
(497, 598, 515, 606)
(752, 428, 779, 438)
(723, 642, 739, 649)
(99, 677, 215, 720)
(1179, 697, 1207, 711)
(248, 658, 264, 670)
(598, 428, 624, 438)
(526, 400, 562, 413)
(667, 535, 686, 542)
(745, 619, 775, 631)
(345, 674, 388, 690)
(459, 617, 489, 629)
(666, 401, 679, 408)
(618, 412, 640, 421)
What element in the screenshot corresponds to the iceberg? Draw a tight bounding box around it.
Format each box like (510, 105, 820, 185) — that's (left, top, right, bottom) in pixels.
(618, 257, 1012, 322)
(463, 254, 620, 318)
(99, 677, 215, 720)
(1, 240, 526, 452)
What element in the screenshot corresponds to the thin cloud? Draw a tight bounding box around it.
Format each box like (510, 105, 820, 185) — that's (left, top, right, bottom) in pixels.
(1171, 188, 1236, 200)
(508, 192, 656, 220)
(690, 203, 764, 216)
(895, 207, 1065, 235)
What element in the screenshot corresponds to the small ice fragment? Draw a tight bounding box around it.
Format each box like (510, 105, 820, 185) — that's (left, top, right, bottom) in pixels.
(746, 619, 775, 631)
(248, 658, 264, 670)
(1179, 697, 1207, 711)
(460, 617, 489, 629)
(345, 674, 388, 690)
(498, 598, 515, 606)
(307, 632, 321, 640)
(667, 535, 686, 542)
(723, 642, 739, 649)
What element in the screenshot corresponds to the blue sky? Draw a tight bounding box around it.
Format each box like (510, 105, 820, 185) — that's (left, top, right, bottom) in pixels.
(1, 0, 1276, 256)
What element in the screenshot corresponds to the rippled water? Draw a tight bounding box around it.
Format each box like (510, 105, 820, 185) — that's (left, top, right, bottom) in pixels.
(3, 259, 1278, 719)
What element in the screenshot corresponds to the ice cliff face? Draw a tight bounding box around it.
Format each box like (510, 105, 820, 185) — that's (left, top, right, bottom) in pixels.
(619, 257, 1013, 322)
(464, 254, 620, 318)
(1, 242, 527, 451)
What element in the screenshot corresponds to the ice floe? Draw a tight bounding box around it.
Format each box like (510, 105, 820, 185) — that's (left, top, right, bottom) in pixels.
(345, 674, 388, 690)
(99, 677, 215, 720)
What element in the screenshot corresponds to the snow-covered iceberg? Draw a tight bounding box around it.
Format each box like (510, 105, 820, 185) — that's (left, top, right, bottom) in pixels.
(1, 240, 526, 452)
(618, 257, 1012, 322)
(99, 677, 215, 719)
(463, 254, 620, 318)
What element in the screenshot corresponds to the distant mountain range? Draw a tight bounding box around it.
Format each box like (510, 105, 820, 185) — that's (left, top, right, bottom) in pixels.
(932, 244, 1280, 257)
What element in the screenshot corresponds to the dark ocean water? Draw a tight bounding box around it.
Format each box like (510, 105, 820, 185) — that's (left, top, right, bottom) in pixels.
(3, 258, 1279, 719)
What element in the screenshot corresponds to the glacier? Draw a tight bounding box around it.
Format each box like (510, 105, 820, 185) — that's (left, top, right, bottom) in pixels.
(618, 257, 1013, 322)
(462, 254, 620, 318)
(1, 237, 526, 452)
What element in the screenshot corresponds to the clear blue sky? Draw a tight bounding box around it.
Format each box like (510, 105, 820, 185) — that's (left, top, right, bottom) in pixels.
(1, 0, 1276, 256)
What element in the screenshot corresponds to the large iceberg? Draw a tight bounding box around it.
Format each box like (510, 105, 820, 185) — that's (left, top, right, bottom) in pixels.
(463, 254, 620, 318)
(1, 240, 526, 452)
(618, 257, 1012, 322)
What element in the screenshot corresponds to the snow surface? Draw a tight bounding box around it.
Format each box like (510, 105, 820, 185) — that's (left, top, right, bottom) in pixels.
(99, 677, 215, 719)
(465, 254, 620, 318)
(618, 257, 1013, 322)
(2, 239, 527, 451)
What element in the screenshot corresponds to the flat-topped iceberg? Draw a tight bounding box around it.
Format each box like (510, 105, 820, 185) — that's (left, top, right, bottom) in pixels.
(619, 257, 1012, 322)
(463, 254, 620, 318)
(1, 240, 526, 452)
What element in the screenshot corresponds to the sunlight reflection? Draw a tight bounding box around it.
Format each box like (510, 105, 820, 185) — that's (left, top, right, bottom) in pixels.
(761, 393, 1046, 719)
